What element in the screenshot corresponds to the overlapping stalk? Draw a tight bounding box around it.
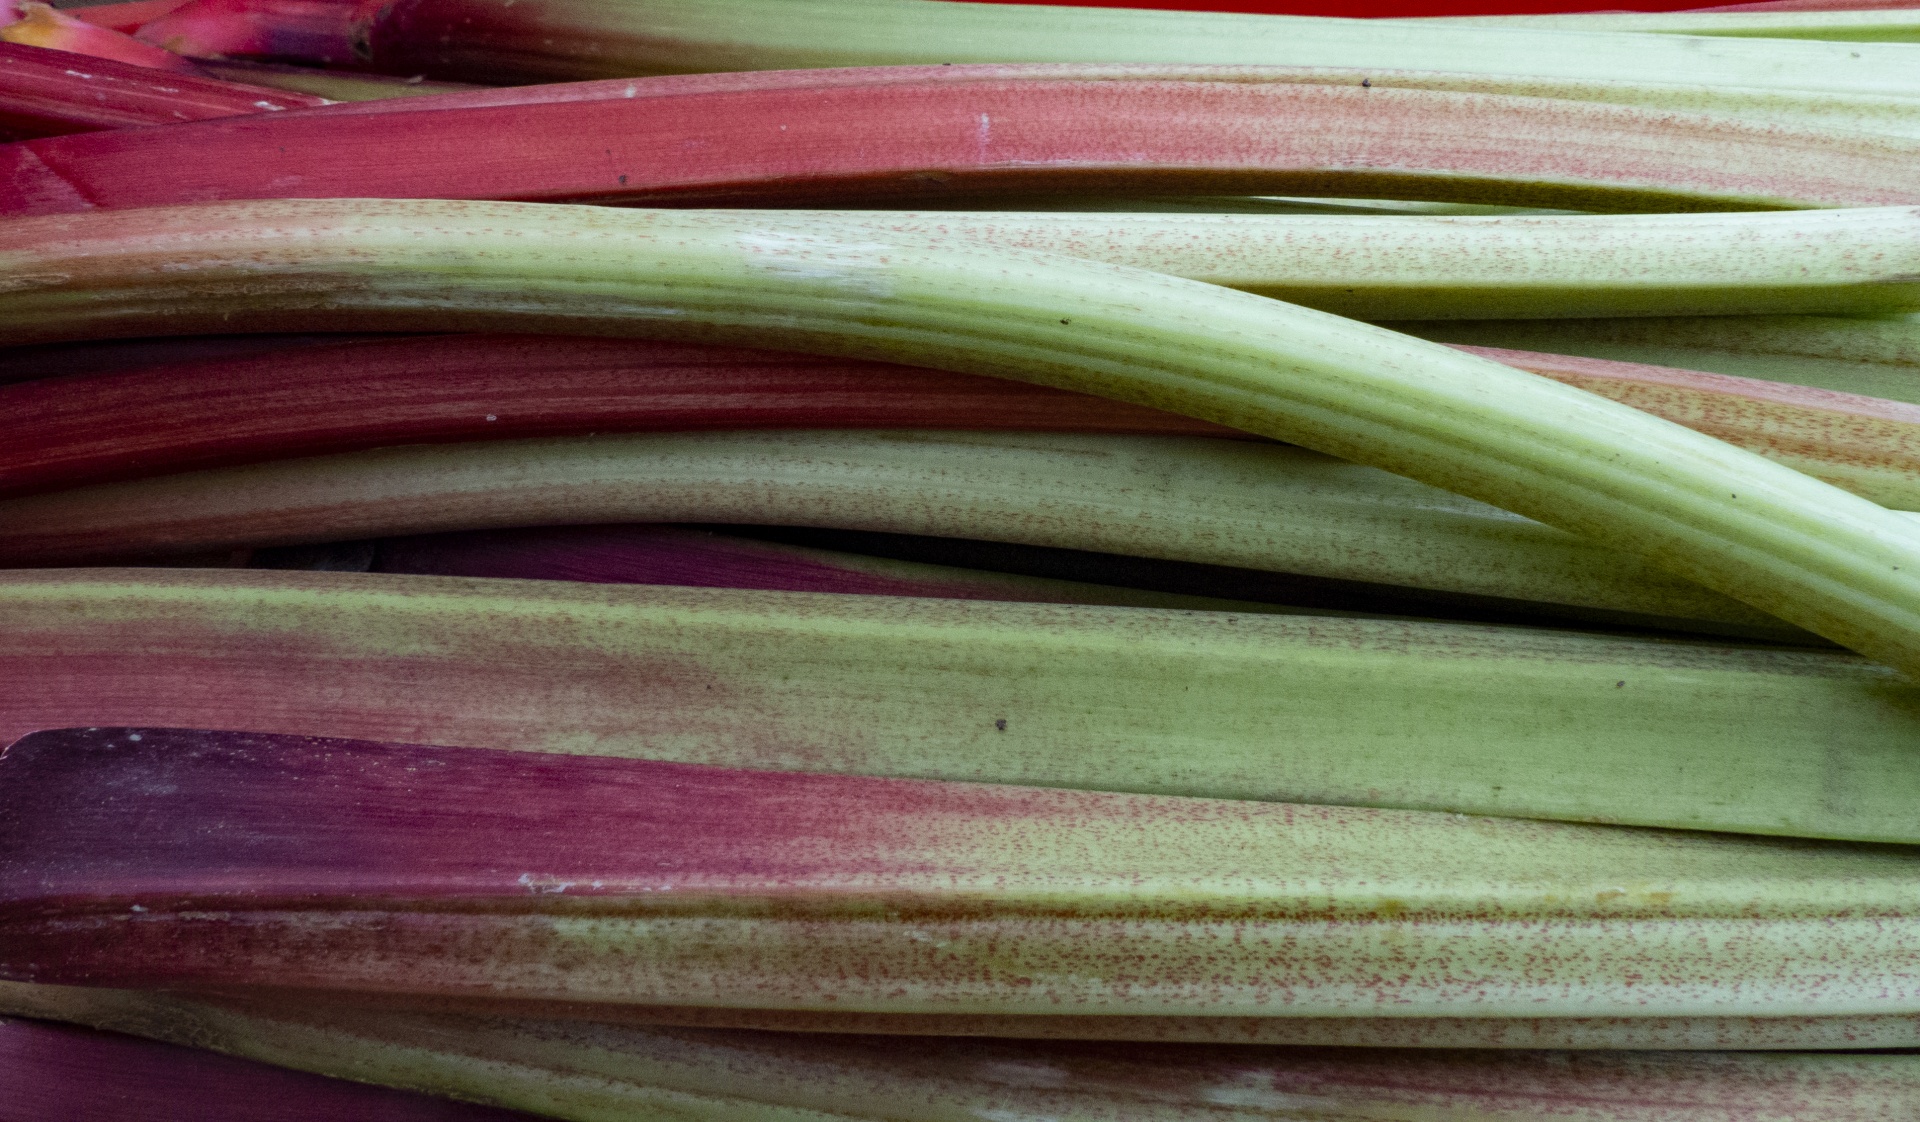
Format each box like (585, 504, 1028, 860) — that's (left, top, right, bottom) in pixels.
(0, 1008, 529, 1120)
(131, 0, 1920, 91)
(1430, 6, 1920, 38)
(7, 983, 1920, 1117)
(0, 42, 324, 138)
(0, 430, 1806, 631)
(5, 724, 1920, 1018)
(17, 76, 1920, 214)
(9, 198, 1920, 674)
(5, 570, 1920, 840)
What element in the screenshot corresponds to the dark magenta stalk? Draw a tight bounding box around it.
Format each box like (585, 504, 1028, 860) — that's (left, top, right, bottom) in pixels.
(0, 1014, 534, 1120)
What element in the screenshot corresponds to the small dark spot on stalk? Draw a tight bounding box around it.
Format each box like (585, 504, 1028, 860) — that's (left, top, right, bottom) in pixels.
(1361, 78, 1371, 88)
(1616, 681, 1626, 688)
(994, 719, 1008, 731)
(618, 175, 628, 185)
(1060, 319, 1070, 325)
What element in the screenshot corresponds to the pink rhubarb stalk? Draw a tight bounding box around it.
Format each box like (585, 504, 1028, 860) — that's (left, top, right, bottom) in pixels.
(0, 0, 195, 71)
(0, 334, 1235, 499)
(11, 75, 1920, 215)
(0, 41, 325, 139)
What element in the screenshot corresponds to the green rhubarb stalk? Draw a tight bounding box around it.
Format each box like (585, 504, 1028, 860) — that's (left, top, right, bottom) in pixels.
(790, 206, 1920, 319)
(1401, 314, 1920, 403)
(140, 0, 1920, 97)
(7, 200, 1920, 675)
(5, 986, 1920, 1119)
(4, 570, 1920, 841)
(0, 430, 1794, 633)
(1427, 8, 1920, 42)
(12, 980, 1920, 1052)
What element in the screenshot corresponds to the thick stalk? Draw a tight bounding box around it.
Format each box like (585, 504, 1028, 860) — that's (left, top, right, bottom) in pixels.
(1, 570, 1919, 840)
(133, 0, 1920, 94)
(7, 986, 1920, 1117)
(0, 335, 1234, 498)
(1401, 314, 1920, 402)
(6, 201, 1920, 674)
(7, 724, 1920, 1017)
(0, 429, 1798, 630)
(0, 41, 325, 138)
(15, 79, 1920, 215)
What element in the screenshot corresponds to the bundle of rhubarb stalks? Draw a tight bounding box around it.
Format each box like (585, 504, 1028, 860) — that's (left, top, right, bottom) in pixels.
(14, 0, 1920, 1116)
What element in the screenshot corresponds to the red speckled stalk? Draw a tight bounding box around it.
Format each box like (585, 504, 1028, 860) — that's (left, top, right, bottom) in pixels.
(10, 77, 1920, 216)
(0, 1011, 533, 1120)
(0, 334, 1233, 499)
(0, 41, 324, 139)
(5, 725, 1920, 1018)
(0, 570, 1917, 842)
(9, 986, 1920, 1118)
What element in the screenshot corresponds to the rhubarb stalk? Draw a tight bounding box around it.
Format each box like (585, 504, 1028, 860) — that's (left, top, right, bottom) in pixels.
(6, 199, 1920, 675)
(14, 77, 1920, 215)
(6, 725, 1920, 1018)
(0, 41, 325, 139)
(1, 570, 1918, 841)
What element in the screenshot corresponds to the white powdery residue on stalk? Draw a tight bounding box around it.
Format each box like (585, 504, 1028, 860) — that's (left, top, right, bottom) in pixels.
(734, 229, 900, 298)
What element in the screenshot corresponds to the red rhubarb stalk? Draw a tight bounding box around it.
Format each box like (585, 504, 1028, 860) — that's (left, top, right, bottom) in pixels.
(11, 77, 1920, 216)
(0, 41, 325, 139)
(71, 0, 191, 32)
(0, 335, 1234, 499)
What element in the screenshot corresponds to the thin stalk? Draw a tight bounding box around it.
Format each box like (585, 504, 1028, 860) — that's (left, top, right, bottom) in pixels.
(1428, 8, 1920, 40)
(0, 1007, 531, 1120)
(7, 201, 1920, 674)
(71, 0, 190, 33)
(7, 724, 1920, 1017)
(195, 59, 479, 100)
(6, 987, 1920, 1118)
(15, 78, 1920, 215)
(0, 335, 1234, 498)
(0, 41, 325, 139)
(2, 570, 1920, 840)
(132, 0, 1920, 94)
(1401, 314, 1920, 402)
(1, 0, 196, 71)
(0, 429, 1798, 631)
(14, 979, 1920, 1051)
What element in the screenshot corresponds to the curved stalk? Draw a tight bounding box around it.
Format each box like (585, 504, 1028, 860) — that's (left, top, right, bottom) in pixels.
(6, 199, 1920, 673)
(2, 571, 1919, 841)
(0, 430, 1794, 631)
